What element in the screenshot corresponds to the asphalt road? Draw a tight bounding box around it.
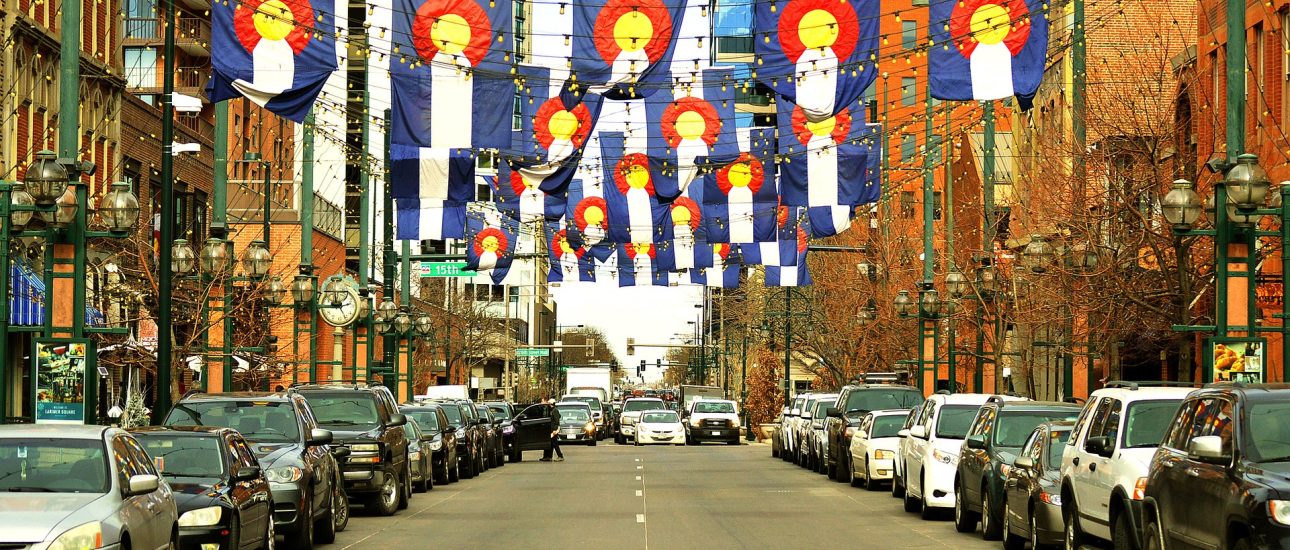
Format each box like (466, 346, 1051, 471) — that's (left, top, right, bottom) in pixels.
(327, 440, 1008, 550)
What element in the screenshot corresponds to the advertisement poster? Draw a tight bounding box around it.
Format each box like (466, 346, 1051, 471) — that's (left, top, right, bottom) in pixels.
(34, 340, 88, 424)
(1210, 338, 1265, 384)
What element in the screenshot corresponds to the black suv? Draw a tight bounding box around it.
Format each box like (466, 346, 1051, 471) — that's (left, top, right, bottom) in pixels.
(164, 391, 346, 549)
(400, 404, 459, 485)
(1143, 384, 1290, 550)
(290, 384, 410, 517)
(432, 399, 484, 478)
(824, 384, 925, 481)
(485, 401, 520, 462)
(953, 397, 1081, 540)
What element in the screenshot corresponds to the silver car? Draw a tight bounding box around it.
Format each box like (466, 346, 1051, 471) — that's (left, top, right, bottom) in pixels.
(0, 424, 178, 550)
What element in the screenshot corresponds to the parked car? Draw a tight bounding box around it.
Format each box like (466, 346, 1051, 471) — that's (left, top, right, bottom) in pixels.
(685, 399, 741, 445)
(1142, 383, 1290, 550)
(290, 384, 411, 516)
(807, 395, 840, 472)
(953, 397, 1081, 540)
(484, 401, 520, 462)
(476, 404, 506, 467)
(165, 391, 345, 547)
(619, 397, 666, 444)
(401, 420, 434, 492)
(561, 394, 607, 440)
(847, 408, 911, 489)
(824, 384, 925, 482)
(400, 404, 458, 484)
(132, 426, 274, 550)
(433, 400, 483, 478)
(900, 393, 1003, 520)
(637, 410, 687, 445)
(795, 393, 831, 468)
(892, 407, 920, 499)
(1001, 421, 1074, 550)
(453, 399, 492, 473)
(1059, 383, 1191, 549)
(555, 402, 598, 445)
(511, 402, 556, 459)
(771, 406, 788, 459)
(0, 425, 178, 550)
(784, 393, 812, 463)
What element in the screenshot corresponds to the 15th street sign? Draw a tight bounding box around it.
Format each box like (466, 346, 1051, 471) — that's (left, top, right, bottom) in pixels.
(516, 348, 550, 358)
(419, 262, 477, 278)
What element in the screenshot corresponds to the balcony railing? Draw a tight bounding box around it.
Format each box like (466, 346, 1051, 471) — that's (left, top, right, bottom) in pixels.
(313, 194, 343, 239)
(123, 16, 210, 54)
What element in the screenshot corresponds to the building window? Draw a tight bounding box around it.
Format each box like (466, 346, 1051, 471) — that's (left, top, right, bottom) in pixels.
(901, 77, 916, 106)
(900, 134, 916, 162)
(123, 48, 157, 88)
(901, 21, 918, 51)
(900, 191, 915, 218)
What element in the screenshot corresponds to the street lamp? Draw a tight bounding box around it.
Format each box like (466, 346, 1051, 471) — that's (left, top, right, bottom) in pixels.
(291, 274, 315, 305)
(893, 290, 916, 317)
(856, 260, 882, 282)
(1022, 234, 1054, 273)
(200, 237, 232, 276)
(46, 186, 77, 229)
(322, 277, 347, 307)
(393, 308, 413, 335)
(1226, 153, 1271, 208)
(97, 182, 140, 233)
(171, 239, 196, 276)
(374, 297, 398, 334)
(920, 289, 942, 317)
(1161, 179, 1203, 230)
(977, 263, 998, 295)
(945, 270, 968, 298)
(23, 150, 69, 206)
(415, 313, 433, 337)
(9, 182, 35, 230)
(264, 278, 286, 306)
(241, 240, 273, 278)
(856, 304, 876, 324)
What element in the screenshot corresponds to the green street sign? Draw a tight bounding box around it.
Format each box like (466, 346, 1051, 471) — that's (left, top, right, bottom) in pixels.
(516, 348, 550, 358)
(419, 261, 476, 278)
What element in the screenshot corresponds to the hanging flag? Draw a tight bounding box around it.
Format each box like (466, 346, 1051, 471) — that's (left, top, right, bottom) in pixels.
(547, 222, 598, 283)
(929, 0, 1047, 104)
(737, 205, 800, 266)
(464, 208, 519, 285)
(392, 145, 471, 240)
(669, 180, 711, 271)
(765, 213, 812, 286)
(564, 179, 615, 256)
(514, 65, 604, 167)
(617, 242, 673, 287)
(600, 133, 673, 243)
(702, 129, 778, 244)
(645, 67, 739, 189)
(389, 0, 513, 150)
(777, 99, 872, 237)
(752, 0, 879, 121)
(494, 160, 572, 221)
(573, 0, 688, 99)
(690, 242, 742, 288)
(208, 0, 336, 122)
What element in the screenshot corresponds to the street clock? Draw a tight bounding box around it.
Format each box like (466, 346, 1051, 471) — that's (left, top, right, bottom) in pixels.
(319, 282, 363, 327)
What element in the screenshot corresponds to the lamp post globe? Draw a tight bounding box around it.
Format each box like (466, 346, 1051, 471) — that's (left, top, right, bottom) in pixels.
(1226, 198, 1258, 226)
(291, 274, 315, 305)
(1161, 179, 1202, 230)
(265, 278, 286, 306)
(920, 289, 942, 318)
(394, 309, 413, 336)
(9, 182, 35, 230)
(375, 298, 398, 334)
(1022, 234, 1054, 273)
(1226, 153, 1270, 208)
(97, 181, 140, 233)
(856, 305, 876, 325)
(415, 314, 434, 337)
(200, 237, 231, 276)
(47, 186, 77, 228)
(171, 239, 197, 275)
(977, 263, 998, 294)
(23, 150, 69, 206)
(945, 270, 968, 298)
(893, 290, 915, 317)
(241, 240, 273, 278)
(322, 277, 347, 307)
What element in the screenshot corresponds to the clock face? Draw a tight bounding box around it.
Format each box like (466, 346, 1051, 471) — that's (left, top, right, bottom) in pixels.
(320, 287, 360, 327)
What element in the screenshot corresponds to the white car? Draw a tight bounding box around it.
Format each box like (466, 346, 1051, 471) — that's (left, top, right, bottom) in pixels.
(635, 410, 686, 445)
(783, 394, 811, 461)
(618, 397, 666, 444)
(848, 408, 912, 489)
(1059, 383, 1190, 548)
(901, 393, 1019, 520)
(806, 394, 840, 472)
(685, 399, 741, 444)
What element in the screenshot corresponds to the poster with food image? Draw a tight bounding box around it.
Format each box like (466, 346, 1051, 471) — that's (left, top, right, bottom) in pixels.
(34, 339, 88, 424)
(1210, 338, 1264, 384)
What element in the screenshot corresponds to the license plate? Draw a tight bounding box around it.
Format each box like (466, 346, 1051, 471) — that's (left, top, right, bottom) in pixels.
(711, 431, 721, 436)
(563, 434, 575, 439)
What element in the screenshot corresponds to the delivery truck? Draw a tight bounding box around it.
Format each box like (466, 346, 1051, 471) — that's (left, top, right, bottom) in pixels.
(565, 367, 612, 403)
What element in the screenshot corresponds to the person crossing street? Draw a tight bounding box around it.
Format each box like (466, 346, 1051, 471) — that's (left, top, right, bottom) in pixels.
(541, 399, 564, 462)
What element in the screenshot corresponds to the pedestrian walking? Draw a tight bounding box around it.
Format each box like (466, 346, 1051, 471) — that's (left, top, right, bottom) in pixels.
(540, 398, 564, 462)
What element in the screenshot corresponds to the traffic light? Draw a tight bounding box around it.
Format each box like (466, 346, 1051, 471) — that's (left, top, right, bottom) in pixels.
(656, 358, 661, 370)
(609, 359, 619, 372)
(637, 360, 645, 376)
(626, 338, 636, 355)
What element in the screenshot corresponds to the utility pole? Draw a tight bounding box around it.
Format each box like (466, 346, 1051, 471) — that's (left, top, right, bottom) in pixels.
(979, 101, 995, 393)
(153, 0, 177, 422)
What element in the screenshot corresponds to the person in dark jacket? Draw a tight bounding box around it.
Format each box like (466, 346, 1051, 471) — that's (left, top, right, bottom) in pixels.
(541, 399, 564, 462)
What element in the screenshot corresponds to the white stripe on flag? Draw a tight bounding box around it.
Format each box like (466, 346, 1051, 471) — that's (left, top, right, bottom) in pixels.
(627, 189, 653, 243)
(808, 135, 839, 207)
(728, 187, 754, 243)
(794, 49, 838, 121)
(674, 227, 695, 270)
(418, 203, 448, 240)
(418, 148, 452, 200)
(430, 55, 472, 149)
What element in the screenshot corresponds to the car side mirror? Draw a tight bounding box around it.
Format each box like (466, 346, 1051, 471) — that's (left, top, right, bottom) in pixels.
(965, 435, 987, 450)
(909, 426, 927, 439)
(898, 429, 910, 438)
(420, 433, 437, 442)
(125, 474, 160, 496)
(856, 431, 869, 440)
(1084, 435, 1113, 458)
(825, 407, 842, 419)
(387, 413, 408, 428)
(330, 446, 351, 459)
(307, 428, 334, 446)
(1188, 435, 1229, 464)
(1012, 456, 1034, 469)
(234, 465, 262, 481)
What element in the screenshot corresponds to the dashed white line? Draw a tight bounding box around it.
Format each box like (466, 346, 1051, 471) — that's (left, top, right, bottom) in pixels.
(636, 465, 643, 470)
(636, 489, 643, 497)
(636, 513, 646, 523)
(635, 475, 642, 480)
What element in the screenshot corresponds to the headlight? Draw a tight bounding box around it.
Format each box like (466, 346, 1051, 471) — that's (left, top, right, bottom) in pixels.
(932, 449, 958, 465)
(584, 422, 596, 433)
(1039, 491, 1062, 506)
(729, 419, 739, 428)
(428, 438, 443, 451)
(47, 521, 102, 550)
(178, 506, 224, 527)
(1133, 477, 1147, 500)
(873, 450, 894, 460)
(1269, 500, 1290, 526)
(503, 426, 515, 434)
(622, 417, 635, 425)
(266, 466, 304, 483)
(350, 443, 380, 452)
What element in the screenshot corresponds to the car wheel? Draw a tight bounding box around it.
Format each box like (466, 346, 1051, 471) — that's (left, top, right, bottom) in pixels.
(772, 442, 780, 458)
(461, 452, 475, 479)
(1112, 509, 1138, 550)
(448, 455, 460, 482)
(397, 463, 411, 510)
(982, 486, 1003, 541)
(848, 456, 861, 488)
(509, 447, 521, 463)
(863, 458, 880, 491)
(590, 438, 598, 447)
(891, 463, 905, 498)
(331, 480, 349, 533)
(615, 434, 624, 445)
(1142, 519, 1164, 550)
(1064, 502, 1087, 550)
(728, 438, 739, 445)
(902, 473, 921, 513)
(314, 486, 337, 544)
(415, 462, 430, 492)
(368, 471, 399, 517)
(262, 512, 276, 550)
(1002, 500, 1026, 550)
(919, 473, 937, 520)
(292, 495, 316, 549)
(953, 480, 976, 532)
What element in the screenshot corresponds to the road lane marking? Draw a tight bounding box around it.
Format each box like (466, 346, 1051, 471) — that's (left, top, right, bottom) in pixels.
(339, 490, 461, 550)
(636, 465, 643, 469)
(636, 489, 643, 497)
(636, 476, 641, 480)
(636, 513, 645, 523)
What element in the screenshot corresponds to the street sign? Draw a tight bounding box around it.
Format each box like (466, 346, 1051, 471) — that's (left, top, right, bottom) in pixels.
(418, 261, 476, 278)
(516, 348, 550, 357)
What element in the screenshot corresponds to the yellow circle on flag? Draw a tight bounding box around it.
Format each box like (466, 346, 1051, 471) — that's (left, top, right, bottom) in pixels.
(432, 13, 472, 54)
(798, 9, 839, 50)
(584, 206, 605, 225)
(625, 165, 651, 189)
(253, 0, 295, 41)
(633, 242, 652, 255)
(548, 110, 580, 141)
(614, 12, 654, 52)
(480, 235, 500, 253)
(805, 116, 836, 137)
(727, 163, 753, 187)
(672, 206, 692, 226)
(675, 111, 707, 141)
(970, 4, 1010, 45)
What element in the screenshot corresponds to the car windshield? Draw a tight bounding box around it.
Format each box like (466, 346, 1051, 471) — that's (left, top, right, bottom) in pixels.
(305, 393, 381, 429)
(404, 410, 441, 431)
(812, 400, 834, 418)
(936, 405, 980, 439)
(625, 400, 665, 412)
(0, 438, 109, 493)
(441, 405, 465, 428)
(995, 411, 1080, 448)
(1245, 402, 1290, 462)
(845, 389, 924, 414)
(1047, 430, 1072, 469)
(1122, 400, 1183, 448)
(870, 415, 907, 439)
(165, 401, 301, 443)
(476, 406, 493, 420)
(642, 412, 679, 423)
(558, 407, 590, 422)
(487, 405, 509, 418)
(694, 401, 736, 414)
(564, 397, 600, 407)
(137, 435, 225, 478)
